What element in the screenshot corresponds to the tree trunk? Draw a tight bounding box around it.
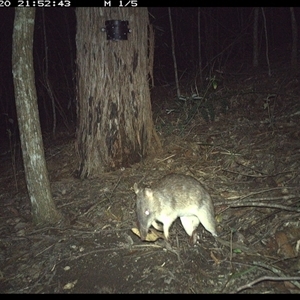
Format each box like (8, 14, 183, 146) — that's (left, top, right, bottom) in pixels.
(197, 7, 203, 84)
(204, 8, 214, 68)
(76, 8, 160, 178)
(12, 8, 63, 226)
(290, 7, 298, 67)
(253, 7, 259, 68)
(168, 7, 180, 98)
(261, 8, 271, 77)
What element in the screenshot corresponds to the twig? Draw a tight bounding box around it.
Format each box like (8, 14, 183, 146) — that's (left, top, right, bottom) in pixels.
(108, 175, 122, 200)
(216, 194, 298, 205)
(238, 187, 297, 201)
(215, 237, 255, 254)
(222, 168, 292, 178)
(154, 154, 176, 162)
(252, 261, 300, 289)
(28, 265, 57, 293)
(234, 276, 300, 293)
(35, 243, 55, 257)
(215, 200, 300, 212)
(240, 194, 297, 202)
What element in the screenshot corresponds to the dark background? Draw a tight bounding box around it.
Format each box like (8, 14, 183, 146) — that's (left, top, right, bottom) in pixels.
(0, 7, 299, 149)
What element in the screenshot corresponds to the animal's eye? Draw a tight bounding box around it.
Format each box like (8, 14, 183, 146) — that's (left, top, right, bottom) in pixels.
(145, 209, 150, 216)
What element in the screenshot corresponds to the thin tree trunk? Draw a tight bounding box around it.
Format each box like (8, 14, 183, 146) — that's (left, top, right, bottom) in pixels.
(12, 8, 63, 226)
(253, 7, 259, 67)
(198, 7, 203, 84)
(261, 8, 271, 76)
(168, 7, 180, 98)
(290, 7, 298, 67)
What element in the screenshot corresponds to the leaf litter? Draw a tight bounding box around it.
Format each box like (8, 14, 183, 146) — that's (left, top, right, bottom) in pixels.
(0, 64, 300, 293)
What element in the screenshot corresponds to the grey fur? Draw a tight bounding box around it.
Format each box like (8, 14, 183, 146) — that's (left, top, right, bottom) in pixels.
(134, 174, 217, 242)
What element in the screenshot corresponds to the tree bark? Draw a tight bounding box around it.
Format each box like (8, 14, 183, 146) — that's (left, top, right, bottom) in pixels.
(12, 8, 63, 226)
(76, 8, 160, 178)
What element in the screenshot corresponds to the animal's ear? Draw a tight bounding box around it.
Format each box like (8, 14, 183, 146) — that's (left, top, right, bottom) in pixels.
(145, 188, 153, 200)
(133, 183, 139, 194)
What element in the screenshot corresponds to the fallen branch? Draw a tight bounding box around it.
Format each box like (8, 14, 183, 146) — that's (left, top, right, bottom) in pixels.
(234, 276, 300, 293)
(215, 200, 300, 212)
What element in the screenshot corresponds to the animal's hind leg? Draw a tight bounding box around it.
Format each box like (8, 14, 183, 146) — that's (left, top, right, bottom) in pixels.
(180, 216, 200, 244)
(196, 206, 217, 236)
(180, 216, 200, 236)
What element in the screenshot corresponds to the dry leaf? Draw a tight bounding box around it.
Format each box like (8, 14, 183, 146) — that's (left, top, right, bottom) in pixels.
(131, 227, 163, 242)
(63, 280, 78, 290)
(275, 231, 296, 258)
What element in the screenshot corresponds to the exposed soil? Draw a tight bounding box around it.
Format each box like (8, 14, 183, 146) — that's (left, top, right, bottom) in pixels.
(1, 61, 300, 293)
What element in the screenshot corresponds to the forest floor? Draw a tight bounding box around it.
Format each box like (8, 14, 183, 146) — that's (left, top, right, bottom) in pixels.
(1, 60, 300, 293)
